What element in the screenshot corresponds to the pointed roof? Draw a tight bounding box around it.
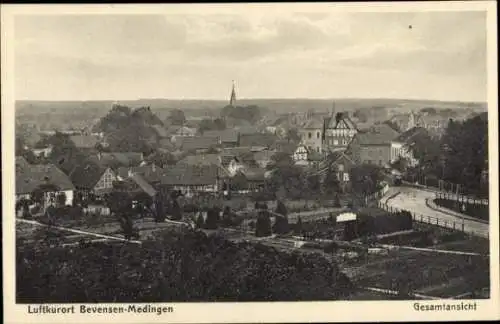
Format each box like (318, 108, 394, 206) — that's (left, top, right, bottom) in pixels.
(229, 80, 237, 106)
(69, 161, 110, 190)
(326, 112, 358, 130)
(16, 163, 75, 194)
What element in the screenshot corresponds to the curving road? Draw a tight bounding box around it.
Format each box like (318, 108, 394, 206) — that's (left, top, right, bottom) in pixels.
(384, 187, 489, 239)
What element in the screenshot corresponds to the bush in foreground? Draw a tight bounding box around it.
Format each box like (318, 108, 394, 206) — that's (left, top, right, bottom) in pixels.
(17, 228, 353, 302)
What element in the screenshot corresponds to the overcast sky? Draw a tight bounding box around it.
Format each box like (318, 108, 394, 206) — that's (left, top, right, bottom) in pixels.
(14, 10, 487, 102)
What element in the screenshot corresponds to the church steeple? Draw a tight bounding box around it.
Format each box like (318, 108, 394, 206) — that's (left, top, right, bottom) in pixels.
(229, 80, 237, 107)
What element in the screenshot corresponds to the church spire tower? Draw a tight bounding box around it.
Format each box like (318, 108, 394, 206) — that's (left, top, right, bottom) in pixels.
(229, 80, 237, 107)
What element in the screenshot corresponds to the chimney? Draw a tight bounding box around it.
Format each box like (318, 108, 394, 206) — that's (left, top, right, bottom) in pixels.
(128, 168, 133, 177)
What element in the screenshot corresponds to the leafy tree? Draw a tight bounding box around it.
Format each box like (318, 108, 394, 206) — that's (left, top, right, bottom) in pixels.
(440, 115, 488, 193)
(391, 157, 410, 173)
(221, 105, 263, 123)
(266, 153, 304, 199)
(306, 174, 321, 196)
(199, 118, 226, 134)
(322, 166, 340, 196)
(255, 210, 272, 237)
(349, 164, 384, 197)
(167, 109, 186, 126)
(44, 132, 86, 175)
(406, 129, 440, 169)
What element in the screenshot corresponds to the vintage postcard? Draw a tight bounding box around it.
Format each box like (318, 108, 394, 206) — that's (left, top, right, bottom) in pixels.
(2, 1, 499, 323)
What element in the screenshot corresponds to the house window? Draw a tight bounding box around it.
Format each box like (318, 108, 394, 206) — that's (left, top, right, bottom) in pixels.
(308, 132, 312, 139)
(343, 173, 350, 182)
(317, 132, 320, 138)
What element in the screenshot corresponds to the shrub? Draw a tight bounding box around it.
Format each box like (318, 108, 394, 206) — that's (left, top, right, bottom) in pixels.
(204, 208, 220, 230)
(255, 211, 272, 237)
(273, 215, 290, 234)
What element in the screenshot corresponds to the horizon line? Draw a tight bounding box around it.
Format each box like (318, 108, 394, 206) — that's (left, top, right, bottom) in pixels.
(15, 97, 487, 105)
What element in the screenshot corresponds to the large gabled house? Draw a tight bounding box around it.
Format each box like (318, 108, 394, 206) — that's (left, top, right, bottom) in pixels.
(348, 123, 400, 168)
(323, 112, 359, 152)
(69, 161, 118, 201)
(159, 165, 221, 198)
(298, 117, 324, 154)
(16, 163, 75, 211)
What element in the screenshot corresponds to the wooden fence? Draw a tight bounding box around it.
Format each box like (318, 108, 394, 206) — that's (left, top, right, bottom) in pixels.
(435, 192, 489, 206)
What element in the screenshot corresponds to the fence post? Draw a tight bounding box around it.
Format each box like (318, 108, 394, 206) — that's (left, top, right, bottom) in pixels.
(461, 222, 465, 232)
(453, 222, 455, 230)
(436, 218, 439, 226)
(428, 216, 431, 223)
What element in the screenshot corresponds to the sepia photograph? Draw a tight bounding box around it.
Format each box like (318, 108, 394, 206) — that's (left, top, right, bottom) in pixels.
(2, 1, 499, 323)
